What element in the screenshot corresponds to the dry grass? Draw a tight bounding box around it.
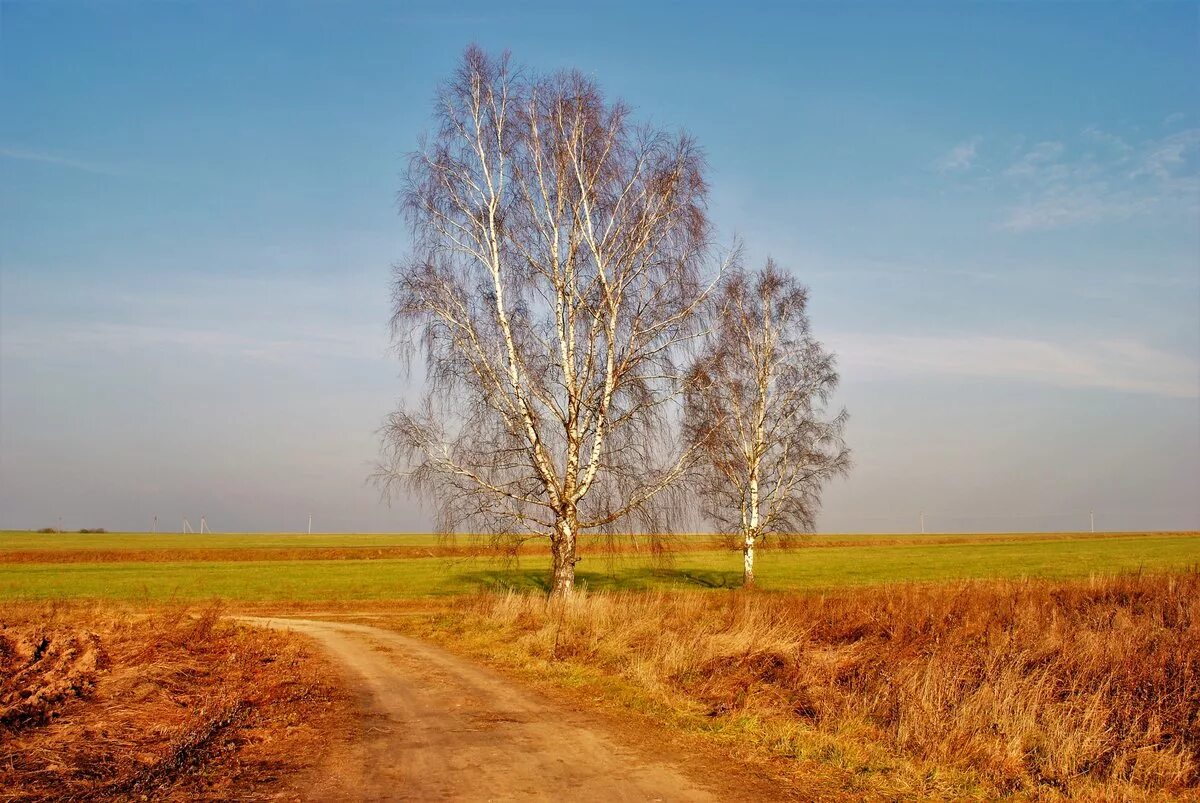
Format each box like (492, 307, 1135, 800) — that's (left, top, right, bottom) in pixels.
(0, 601, 348, 802)
(402, 572, 1198, 800)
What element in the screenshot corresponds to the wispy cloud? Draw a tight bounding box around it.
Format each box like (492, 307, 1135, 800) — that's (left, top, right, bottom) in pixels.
(1132, 129, 1200, 181)
(1003, 140, 1065, 180)
(0, 145, 121, 176)
(0, 321, 388, 364)
(935, 138, 980, 173)
(1082, 126, 1132, 155)
(1002, 189, 1152, 232)
(832, 333, 1199, 399)
(997, 128, 1200, 231)
(934, 129, 1199, 232)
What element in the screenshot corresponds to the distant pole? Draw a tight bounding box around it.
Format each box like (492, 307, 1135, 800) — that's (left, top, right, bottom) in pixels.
(920, 511, 926, 534)
(152, 515, 157, 534)
(308, 513, 312, 535)
(1090, 510, 1095, 533)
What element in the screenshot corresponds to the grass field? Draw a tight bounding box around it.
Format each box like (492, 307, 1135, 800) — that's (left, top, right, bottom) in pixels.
(4, 529, 1185, 551)
(1, 529, 1196, 600)
(5, 531, 1197, 799)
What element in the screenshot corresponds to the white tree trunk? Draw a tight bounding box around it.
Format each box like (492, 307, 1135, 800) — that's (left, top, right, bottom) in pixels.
(550, 512, 578, 597)
(743, 532, 756, 587)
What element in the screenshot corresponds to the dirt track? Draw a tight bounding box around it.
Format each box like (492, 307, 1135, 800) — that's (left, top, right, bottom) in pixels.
(237, 617, 725, 802)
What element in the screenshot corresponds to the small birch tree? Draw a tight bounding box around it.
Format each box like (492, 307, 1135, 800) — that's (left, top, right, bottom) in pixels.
(378, 47, 719, 596)
(684, 261, 849, 587)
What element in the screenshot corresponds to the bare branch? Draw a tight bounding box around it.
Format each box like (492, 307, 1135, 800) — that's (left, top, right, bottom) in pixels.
(378, 47, 719, 595)
(683, 260, 851, 586)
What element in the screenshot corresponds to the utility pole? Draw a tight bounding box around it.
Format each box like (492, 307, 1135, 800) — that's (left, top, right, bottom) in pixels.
(152, 515, 157, 534)
(307, 513, 312, 535)
(1090, 510, 1095, 533)
(920, 511, 926, 534)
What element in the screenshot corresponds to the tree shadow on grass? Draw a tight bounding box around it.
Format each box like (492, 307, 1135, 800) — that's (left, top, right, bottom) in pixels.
(460, 566, 741, 593)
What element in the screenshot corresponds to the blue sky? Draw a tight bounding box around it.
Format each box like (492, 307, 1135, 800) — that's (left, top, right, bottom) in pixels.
(2, 1, 1197, 532)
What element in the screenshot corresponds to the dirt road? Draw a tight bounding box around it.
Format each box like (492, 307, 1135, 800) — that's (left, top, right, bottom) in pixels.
(237, 617, 726, 802)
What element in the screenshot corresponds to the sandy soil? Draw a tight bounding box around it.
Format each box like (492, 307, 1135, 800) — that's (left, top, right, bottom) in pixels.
(236, 617, 732, 802)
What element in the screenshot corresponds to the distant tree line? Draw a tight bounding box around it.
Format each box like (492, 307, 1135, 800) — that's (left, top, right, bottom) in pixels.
(37, 527, 107, 534)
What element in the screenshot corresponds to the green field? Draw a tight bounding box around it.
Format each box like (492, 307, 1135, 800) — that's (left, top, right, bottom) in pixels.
(0, 530, 1195, 600)
(1, 529, 1187, 552)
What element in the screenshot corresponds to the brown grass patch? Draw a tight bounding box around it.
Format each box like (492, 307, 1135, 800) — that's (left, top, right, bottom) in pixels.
(394, 572, 1199, 800)
(0, 601, 348, 802)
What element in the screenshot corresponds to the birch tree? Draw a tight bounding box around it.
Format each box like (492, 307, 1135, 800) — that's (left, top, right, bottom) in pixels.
(684, 262, 849, 587)
(378, 47, 719, 596)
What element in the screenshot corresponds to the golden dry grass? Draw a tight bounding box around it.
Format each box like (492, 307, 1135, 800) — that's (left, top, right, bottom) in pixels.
(0, 602, 348, 802)
(396, 572, 1198, 800)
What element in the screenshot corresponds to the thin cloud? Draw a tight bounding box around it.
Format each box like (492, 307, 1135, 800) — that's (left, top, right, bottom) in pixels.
(935, 138, 979, 173)
(1002, 188, 1150, 232)
(832, 332, 1199, 399)
(1082, 126, 1132, 154)
(927, 128, 1200, 231)
(1003, 140, 1066, 180)
(1132, 129, 1200, 180)
(804, 256, 1199, 293)
(0, 145, 121, 176)
(0, 321, 388, 363)
(998, 128, 1200, 231)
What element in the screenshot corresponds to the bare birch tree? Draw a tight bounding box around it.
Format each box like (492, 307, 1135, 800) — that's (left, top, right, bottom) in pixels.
(378, 47, 720, 596)
(684, 261, 850, 587)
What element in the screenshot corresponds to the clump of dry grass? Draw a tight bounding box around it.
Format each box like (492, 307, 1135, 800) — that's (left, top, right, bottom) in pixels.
(423, 573, 1198, 799)
(0, 601, 347, 802)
